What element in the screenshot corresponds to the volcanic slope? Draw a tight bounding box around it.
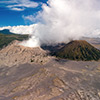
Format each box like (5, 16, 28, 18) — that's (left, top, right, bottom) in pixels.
(0, 40, 100, 100)
(0, 40, 50, 67)
(55, 40, 100, 61)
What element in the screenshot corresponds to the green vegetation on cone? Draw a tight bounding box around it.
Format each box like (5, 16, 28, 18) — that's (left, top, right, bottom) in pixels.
(0, 33, 28, 49)
(55, 40, 100, 61)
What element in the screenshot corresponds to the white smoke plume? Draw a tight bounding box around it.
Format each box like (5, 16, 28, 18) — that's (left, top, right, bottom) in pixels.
(1, 0, 100, 47)
(23, 0, 100, 47)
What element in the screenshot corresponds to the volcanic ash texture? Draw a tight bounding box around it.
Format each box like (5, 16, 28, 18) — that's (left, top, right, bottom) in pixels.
(0, 40, 50, 67)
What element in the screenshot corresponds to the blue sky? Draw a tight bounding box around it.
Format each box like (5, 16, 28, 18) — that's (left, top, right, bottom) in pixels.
(0, 0, 48, 27)
(0, 0, 100, 40)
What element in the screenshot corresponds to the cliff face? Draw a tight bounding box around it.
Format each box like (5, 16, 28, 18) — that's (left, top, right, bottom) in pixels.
(55, 40, 100, 61)
(0, 40, 49, 67)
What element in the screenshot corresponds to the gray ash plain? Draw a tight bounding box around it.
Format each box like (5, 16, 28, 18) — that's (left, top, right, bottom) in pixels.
(0, 38, 100, 100)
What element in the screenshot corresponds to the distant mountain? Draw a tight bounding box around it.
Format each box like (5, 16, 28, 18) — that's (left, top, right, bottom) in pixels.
(55, 40, 100, 61)
(0, 33, 28, 49)
(0, 29, 14, 34)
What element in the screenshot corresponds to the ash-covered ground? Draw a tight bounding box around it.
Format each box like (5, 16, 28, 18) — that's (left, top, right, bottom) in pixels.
(0, 38, 100, 100)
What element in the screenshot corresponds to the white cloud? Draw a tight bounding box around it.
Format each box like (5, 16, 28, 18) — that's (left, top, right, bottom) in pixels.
(0, 0, 39, 11)
(0, 24, 40, 47)
(23, 13, 42, 23)
(0, 24, 36, 35)
(23, 0, 100, 47)
(20, 36, 40, 47)
(11, 7, 25, 11)
(1, 0, 100, 47)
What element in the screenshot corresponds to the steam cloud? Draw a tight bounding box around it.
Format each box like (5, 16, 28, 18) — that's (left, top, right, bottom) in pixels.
(1, 0, 100, 47)
(23, 0, 100, 47)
